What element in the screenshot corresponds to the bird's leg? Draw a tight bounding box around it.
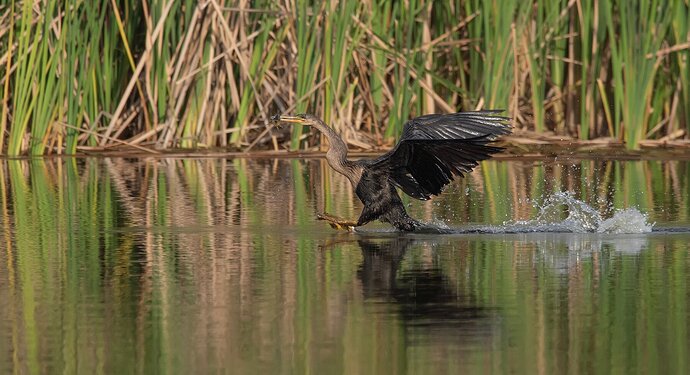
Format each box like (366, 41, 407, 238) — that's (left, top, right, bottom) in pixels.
(317, 212, 358, 231)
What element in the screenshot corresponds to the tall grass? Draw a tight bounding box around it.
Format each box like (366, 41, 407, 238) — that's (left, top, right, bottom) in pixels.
(602, 0, 673, 148)
(0, 0, 689, 154)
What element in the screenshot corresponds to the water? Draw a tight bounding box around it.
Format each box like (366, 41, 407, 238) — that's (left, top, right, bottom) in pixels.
(0, 157, 689, 374)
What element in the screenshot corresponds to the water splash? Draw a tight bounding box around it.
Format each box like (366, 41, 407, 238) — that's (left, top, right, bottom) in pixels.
(380, 192, 654, 235)
(597, 208, 654, 234)
(498, 192, 653, 234)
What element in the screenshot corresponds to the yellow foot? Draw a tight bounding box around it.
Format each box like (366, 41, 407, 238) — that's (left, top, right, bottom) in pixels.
(317, 212, 358, 231)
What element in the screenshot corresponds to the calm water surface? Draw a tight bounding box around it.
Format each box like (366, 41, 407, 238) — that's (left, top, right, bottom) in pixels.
(0, 157, 689, 374)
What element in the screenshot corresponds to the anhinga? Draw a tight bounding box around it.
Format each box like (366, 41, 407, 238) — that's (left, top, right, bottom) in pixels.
(276, 111, 511, 231)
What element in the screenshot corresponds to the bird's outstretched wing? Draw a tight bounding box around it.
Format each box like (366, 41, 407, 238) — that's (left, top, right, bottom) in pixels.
(369, 111, 511, 200)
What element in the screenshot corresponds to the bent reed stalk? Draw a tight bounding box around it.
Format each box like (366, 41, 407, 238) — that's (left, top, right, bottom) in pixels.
(0, 0, 689, 155)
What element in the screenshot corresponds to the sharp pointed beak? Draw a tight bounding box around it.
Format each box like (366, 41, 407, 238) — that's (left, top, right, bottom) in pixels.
(277, 114, 309, 124)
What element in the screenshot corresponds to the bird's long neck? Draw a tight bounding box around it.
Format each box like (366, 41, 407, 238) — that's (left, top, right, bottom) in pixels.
(311, 119, 353, 177)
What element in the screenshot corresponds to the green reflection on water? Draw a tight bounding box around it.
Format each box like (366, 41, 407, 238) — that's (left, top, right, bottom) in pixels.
(0, 158, 689, 374)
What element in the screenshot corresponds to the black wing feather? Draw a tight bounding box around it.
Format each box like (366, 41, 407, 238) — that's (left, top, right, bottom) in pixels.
(370, 111, 511, 200)
(400, 110, 511, 140)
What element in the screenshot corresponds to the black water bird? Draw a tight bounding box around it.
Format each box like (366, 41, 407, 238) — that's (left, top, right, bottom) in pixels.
(276, 111, 511, 231)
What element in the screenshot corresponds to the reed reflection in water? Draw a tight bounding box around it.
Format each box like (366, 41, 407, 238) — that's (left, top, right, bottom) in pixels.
(0, 157, 689, 374)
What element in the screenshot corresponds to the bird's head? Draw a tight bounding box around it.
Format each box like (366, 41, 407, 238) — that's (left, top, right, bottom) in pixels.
(272, 113, 320, 126)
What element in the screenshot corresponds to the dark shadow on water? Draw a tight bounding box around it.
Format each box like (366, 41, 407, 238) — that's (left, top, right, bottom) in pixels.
(355, 237, 494, 346)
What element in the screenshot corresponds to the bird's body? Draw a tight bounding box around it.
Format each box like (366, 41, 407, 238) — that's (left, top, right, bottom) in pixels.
(277, 111, 511, 231)
(355, 163, 419, 230)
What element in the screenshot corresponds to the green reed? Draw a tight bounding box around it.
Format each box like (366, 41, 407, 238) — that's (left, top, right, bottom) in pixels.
(577, 0, 602, 139)
(231, 19, 286, 147)
(602, 0, 673, 148)
(480, 0, 524, 110)
(1, 0, 689, 154)
(523, 0, 568, 133)
(289, 0, 321, 150)
(7, 0, 42, 156)
(672, 3, 690, 136)
(384, 0, 423, 138)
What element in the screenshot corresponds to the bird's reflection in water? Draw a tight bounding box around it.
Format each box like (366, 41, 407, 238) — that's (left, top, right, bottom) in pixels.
(355, 237, 495, 347)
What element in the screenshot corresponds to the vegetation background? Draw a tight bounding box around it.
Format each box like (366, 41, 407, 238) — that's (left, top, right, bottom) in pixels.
(0, 0, 688, 155)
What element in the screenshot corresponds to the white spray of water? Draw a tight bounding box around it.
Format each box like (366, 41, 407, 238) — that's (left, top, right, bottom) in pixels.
(480, 191, 653, 234)
(403, 191, 655, 234)
(597, 208, 653, 234)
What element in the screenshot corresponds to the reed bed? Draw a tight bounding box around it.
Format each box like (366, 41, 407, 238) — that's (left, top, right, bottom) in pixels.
(0, 0, 689, 155)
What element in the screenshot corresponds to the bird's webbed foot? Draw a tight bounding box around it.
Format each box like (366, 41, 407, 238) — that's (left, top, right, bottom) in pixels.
(317, 212, 358, 231)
